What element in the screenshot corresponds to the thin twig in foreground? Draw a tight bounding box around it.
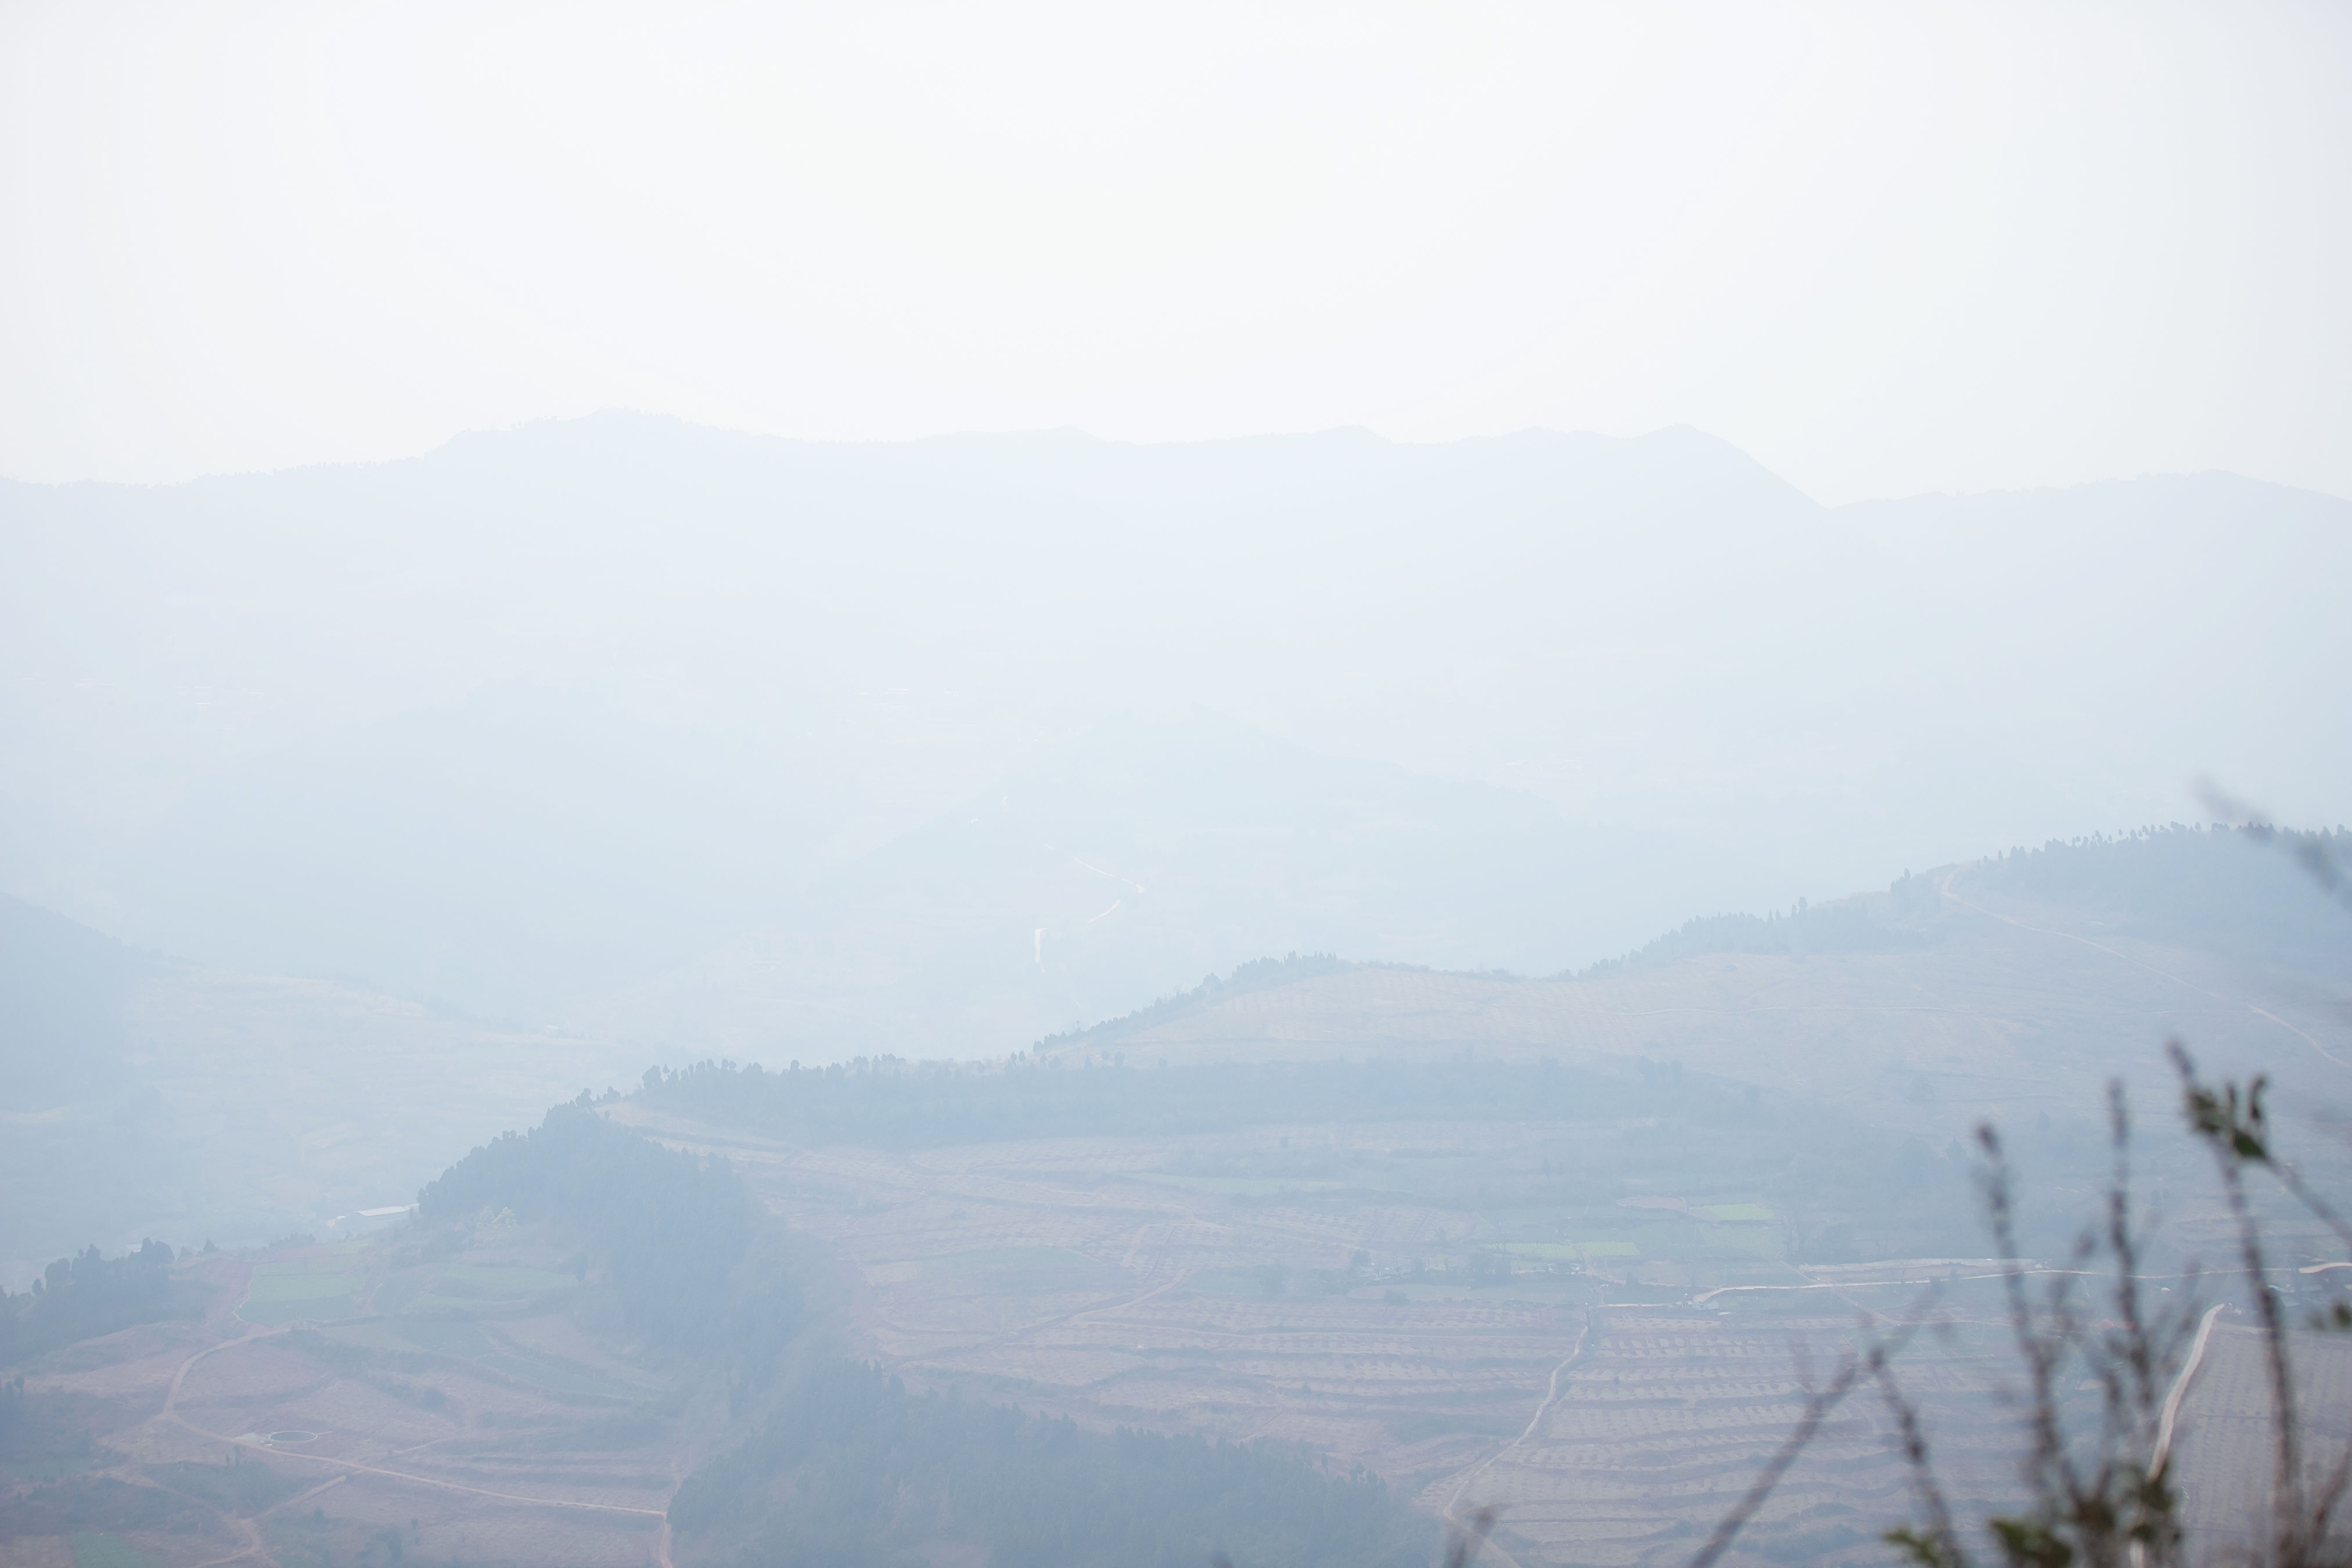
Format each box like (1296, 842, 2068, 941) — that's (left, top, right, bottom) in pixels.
(1685, 1313, 1925, 1568)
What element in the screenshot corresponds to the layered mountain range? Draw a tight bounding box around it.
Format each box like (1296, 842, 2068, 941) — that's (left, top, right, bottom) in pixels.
(4, 416, 2346, 1054)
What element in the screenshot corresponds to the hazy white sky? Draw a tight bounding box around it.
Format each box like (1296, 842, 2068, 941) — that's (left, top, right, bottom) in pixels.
(3, 1, 2347, 504)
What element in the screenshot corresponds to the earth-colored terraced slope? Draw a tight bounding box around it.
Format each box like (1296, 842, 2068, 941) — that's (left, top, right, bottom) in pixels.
(611, 1096, 2048, 1568)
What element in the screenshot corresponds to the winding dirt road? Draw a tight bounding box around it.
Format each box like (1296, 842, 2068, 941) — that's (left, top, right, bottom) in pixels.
(1936, 869, 2351, 1074)
(1435, 1312, 1594, 1568)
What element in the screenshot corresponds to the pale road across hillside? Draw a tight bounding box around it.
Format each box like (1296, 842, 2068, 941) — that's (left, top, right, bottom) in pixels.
(1440, 1316, 1593, 1568)
(614, 1096, 1594, 1560)
(1933, 869, 2352, 1076)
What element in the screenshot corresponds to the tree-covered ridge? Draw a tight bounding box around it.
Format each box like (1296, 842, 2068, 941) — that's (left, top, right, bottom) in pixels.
(1568, 877, 1939, 979)
(1967, 822, 2352, 963)
(638, 1053, 1753, 1152)
(1567, 822, 2352, 980)
(672, 1358, 1430, 1568)
(0, 1239, 181, 1366)
(639, 1053, 1987, 1262)
(1031, 952, 1361, 1054)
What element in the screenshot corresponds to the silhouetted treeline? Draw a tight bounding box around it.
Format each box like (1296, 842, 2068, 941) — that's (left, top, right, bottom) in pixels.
(1033, 952, 1360, 1055)
(672, 1359, 1432, 1568)
(1970, 822, 2352, 963)
(639, 1053, 1747, 1150)
(1566, 823, 2352, 980)
(1569, 884, 1934, 979)
(641, 1054, 1992, 1259)
(0, 1239, 180, 1365)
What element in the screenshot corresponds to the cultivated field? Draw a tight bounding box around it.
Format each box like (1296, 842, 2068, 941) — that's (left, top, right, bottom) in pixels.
(596, 865, 2350, 1567)
(2168, 1325, 2352, 1562)
(1095, 877, 2350, 1139)
(613, 1101, 2078, 1568)
(9, 860, 2344, 1567)
(3, 1238, 677, 1568)
(1459, 1300, 2023, 1568)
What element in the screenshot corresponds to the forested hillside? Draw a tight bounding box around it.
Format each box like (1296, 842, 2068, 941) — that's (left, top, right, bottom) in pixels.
(1963, 823, 2352, 965)
(1568, 873, 1941, 977)
(671, 1365, 1423, 1568)
(0, 1239, 185, 1367)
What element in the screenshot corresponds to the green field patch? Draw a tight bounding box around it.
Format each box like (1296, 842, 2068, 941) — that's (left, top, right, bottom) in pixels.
(392, 1319, 499, 1358)
(371, 1272, 432, 1315)
(321, 1319, 645, 1398)
(71, 1533, 153, 1568)
(1701, 1227, 1782, 1258)
(474, 1353, 645, 1399)
(1697, 1203, 1774, 1223)
(246, 1268, 362, 1302)
(239, 1267, 361, 1324)
(239, 1293, 359, 1325)
(436, 1263, 574, 1296)
(1578, 1241, 1639, 1257)
(1501, 1243, 1582, 1260)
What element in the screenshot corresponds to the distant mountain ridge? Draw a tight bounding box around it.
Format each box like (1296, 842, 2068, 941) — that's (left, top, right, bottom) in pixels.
(0, 894, 148, 1110)
(5, 414, 2346, 1042)
(1572, 824, 2351, 979)
(577, 710, 1702, 1059)
(2, 812, 2340, 1279)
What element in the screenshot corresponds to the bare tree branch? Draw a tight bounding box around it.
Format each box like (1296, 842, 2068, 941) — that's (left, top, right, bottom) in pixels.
(1684, 1312, 1927, 1568)
(2175, 1043, 2307, 1568)
(2195, 781, 2352, 914)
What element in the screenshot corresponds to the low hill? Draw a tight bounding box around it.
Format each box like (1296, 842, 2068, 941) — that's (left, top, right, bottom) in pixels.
(1039, 827, 2351, 1137)
(578, 713, 1704, 1060)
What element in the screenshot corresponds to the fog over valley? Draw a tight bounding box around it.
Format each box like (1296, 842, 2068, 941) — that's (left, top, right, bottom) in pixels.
(5, 416, 2350, 1567)
(5, 7, 2350, 1567)
(7, 418, 2346, 1042)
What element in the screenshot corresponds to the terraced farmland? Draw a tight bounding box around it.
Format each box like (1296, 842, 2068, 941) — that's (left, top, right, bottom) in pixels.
(607, 861, 2352, 1568)
(617, 1089, 2063, 1567)
(2168, 1326, 2352, 1562)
